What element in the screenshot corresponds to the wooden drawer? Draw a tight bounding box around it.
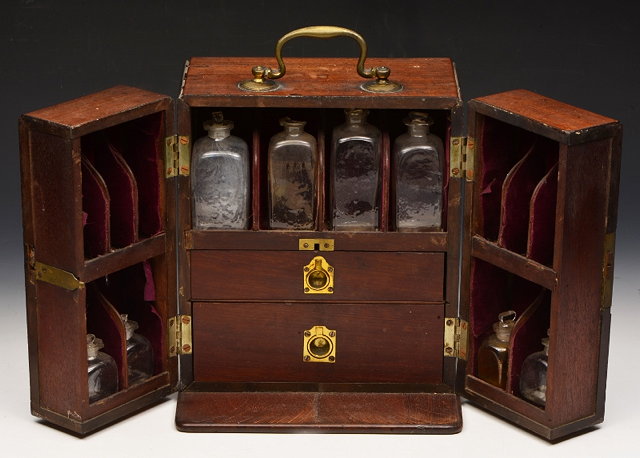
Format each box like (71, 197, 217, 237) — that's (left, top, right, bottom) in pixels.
(190, 250, 444, 301)
(192, 302, 444, 384)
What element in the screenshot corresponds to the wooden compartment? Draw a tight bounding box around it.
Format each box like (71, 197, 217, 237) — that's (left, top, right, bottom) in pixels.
(19, 52, 620, 441)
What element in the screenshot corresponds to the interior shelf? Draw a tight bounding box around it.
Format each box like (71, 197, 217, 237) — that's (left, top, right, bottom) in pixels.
(471, 235, 556, 290)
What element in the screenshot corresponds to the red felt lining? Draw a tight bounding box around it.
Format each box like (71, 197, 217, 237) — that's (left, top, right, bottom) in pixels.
(497, 140, 557, 254)
(106, 112, 164, 238)
(468, 259, 548, 379)
(479, 118, 557, 243)
(82, 135, 139, 249)
(527, 163, 558, 266)
(81, 158, 110, 258)
(96, 262, 163, 374)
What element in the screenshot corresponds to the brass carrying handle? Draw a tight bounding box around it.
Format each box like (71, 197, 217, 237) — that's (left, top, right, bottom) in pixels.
(238, 26, 402, 93)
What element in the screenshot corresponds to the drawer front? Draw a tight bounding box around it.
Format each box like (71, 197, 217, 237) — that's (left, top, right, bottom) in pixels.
(192, 302, 444, 384)
(190, 251, 444, 302)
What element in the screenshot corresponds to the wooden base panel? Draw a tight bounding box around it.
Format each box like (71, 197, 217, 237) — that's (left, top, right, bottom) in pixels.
(175, 389, 462, 434)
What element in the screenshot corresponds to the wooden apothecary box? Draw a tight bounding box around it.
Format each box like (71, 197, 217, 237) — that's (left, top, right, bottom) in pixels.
(20, 35, 621, 440)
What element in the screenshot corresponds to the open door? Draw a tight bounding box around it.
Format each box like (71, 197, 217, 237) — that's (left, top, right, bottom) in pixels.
(459, 89, 621, 440)
(20, 86, 179, 434)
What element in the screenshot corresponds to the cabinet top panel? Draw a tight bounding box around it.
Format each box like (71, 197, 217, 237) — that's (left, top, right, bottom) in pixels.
(470, 89, 620, 144)
(181, 57, 461, 109)
(22, 86, 171, 138)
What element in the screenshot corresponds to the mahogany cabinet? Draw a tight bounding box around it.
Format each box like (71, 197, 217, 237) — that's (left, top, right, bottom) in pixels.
(19, 40, 621, 440)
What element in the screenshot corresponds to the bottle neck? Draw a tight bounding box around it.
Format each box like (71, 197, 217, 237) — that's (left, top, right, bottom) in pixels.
(495, 326, 512, 342)
(208, 126, 231, 140)
(346, 110, 367, 126)
(284, 125, 303, 137)
(408, 124, 428, 137)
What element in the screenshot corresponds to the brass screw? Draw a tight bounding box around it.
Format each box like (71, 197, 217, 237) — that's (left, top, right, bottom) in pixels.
(303, 243, 309, 248)
(304, 267, 310, 272)
(304, 331, 311, 337)
(324, 243, 330, 249)
(304, 355, 310, 361)
(304, 287, 310, 293)
(329, 331, 335, 337)
(445, 347, 453, 354)
(182, 344, 191, 353)
(328, 356, 335, 362)
(446, 319, 454, 326)
(170, 346, 176, 354)
(182, 316, 191, 325)
(328, 267, 334, 273)
(452, 167, 460, 176)
(328, 287, 333, 293)
(453, 139, 460, 146)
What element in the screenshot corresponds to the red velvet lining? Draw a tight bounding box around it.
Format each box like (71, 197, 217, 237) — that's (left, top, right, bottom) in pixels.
(96, 262, 163, 374)
(468, 259, 547, 378)
(497, 140, 557, 255)
(479, 118, 558, 245)
(108, 113, 164, 238)
(82, 135, 138, 249)
(81, 158, 110, 257)
(87, 285, 127, 389)
(527, 164, 558, 266)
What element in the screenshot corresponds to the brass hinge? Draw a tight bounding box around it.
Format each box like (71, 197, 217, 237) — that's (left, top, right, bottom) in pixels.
(444, 317, 468, 360)
(449, 137, 464, 178)
(464, 137, 475, 182)
(168, 315, 193, 357)
(32, 261, 84, 291)
(164, 135, 191, 178)
(601, 232, 616, 309)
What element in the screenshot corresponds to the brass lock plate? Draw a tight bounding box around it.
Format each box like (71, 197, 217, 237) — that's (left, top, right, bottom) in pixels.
(303, 325, 336, 363)
(303, 256, 334, 294)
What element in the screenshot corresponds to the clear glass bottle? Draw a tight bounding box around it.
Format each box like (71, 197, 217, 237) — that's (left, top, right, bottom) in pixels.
(121, 314, 153, 385)
(191, 112, 250, 229)
(331, 108, 381, 231)
(519, 333, 549, 407)
(268, 118, 318, 230)
(87, 333, 118, 403)
(477, 310, 517, 389)
(392, 112, 444, 231)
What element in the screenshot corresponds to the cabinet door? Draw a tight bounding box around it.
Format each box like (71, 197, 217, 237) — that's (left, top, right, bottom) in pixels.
(20, 86, 178, 434)
(459, 89, 621, 440)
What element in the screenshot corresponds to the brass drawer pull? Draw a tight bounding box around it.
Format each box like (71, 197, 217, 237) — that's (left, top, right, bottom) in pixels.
(238, 26, 402, 93)
(303, 256, 334, 294)
(303, 325, 336, 363)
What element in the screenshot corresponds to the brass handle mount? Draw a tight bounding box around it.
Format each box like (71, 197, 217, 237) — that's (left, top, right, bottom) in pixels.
(238, 26, 403, 93)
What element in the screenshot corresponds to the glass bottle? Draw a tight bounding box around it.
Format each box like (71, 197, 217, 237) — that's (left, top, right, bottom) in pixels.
(121, 314, 153, 385)
(191, 112, 250, 229)
(268, 118, 318, 230)
(87, 334, 118, 403)
(331, 108, 381, 231)
(392, 112, 444, 231)
(477, 310, 517, 389)
(519, 333, 550, 407)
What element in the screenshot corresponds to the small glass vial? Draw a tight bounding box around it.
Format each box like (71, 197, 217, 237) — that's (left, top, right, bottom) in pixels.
(121, 314, 153, 385)
(477, 310, 517, 389)
(519, 333, 549, 407)
(331, 109, 381, 231)
(268, 118, 318, 230)
(191, 112, 250, 229)
(392, 112, 444, 231)
(87, 334, 118, 403)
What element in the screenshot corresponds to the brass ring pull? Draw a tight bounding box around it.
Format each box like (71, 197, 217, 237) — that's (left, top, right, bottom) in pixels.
(238, 26, 403, 93)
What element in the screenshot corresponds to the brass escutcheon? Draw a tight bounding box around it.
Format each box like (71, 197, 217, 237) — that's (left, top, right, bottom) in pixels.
(303, 256, 334, 294)
(303, 325, 336, 363)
